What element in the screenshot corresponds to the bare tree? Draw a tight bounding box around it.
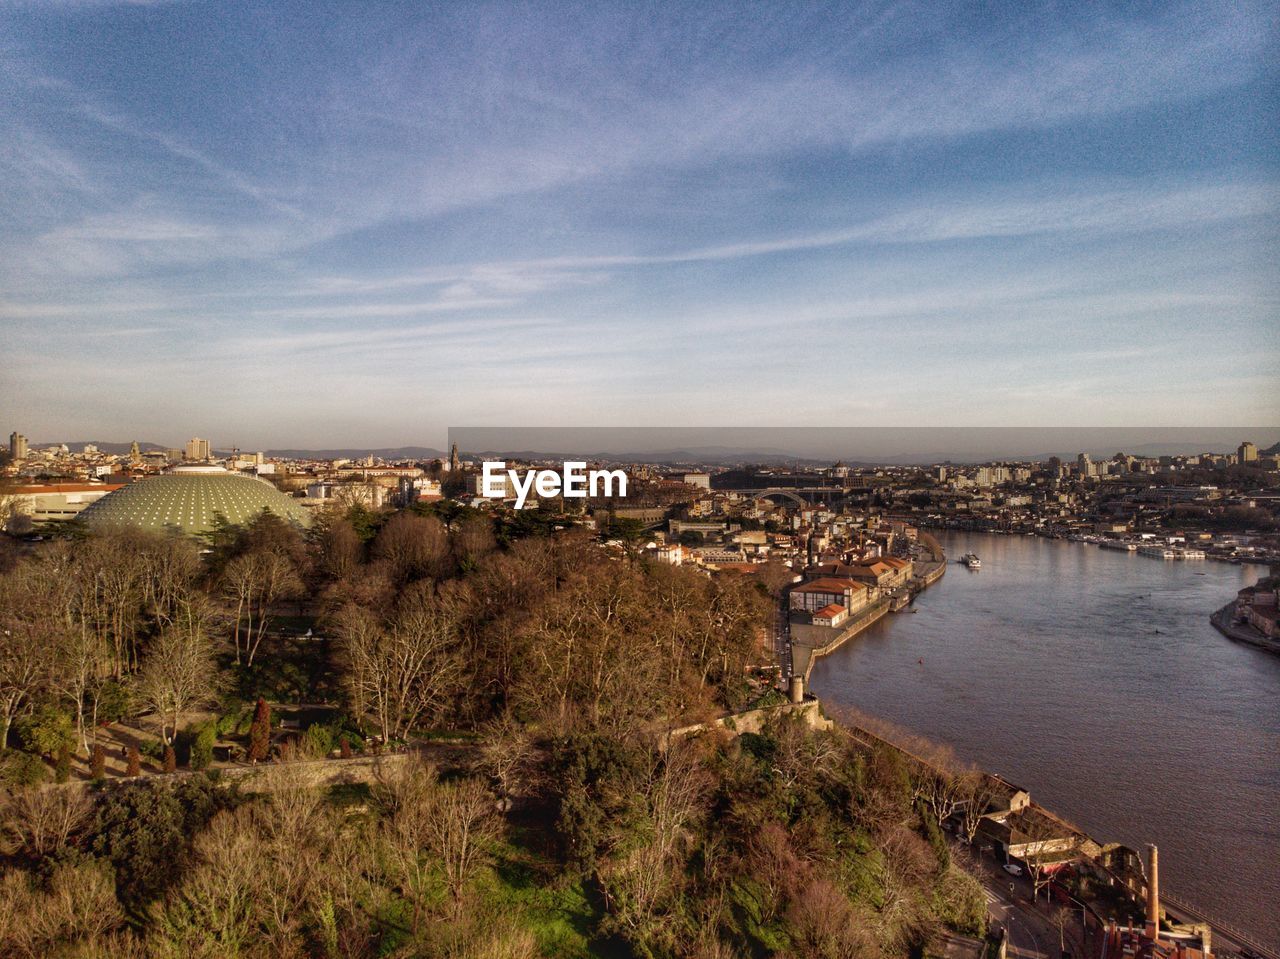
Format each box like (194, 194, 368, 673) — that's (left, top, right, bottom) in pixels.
(0, 789, 93, 860)
(600, 742, 711, 940)
(474, 713, 538, 805)
(136, 606, 220, 745)
(222, 550, 303, 666)
(372, 511, 449, 583)
(957, 774, 1001, 845)
(377, 759, 501, 925)
(915, 761, 972, 829)
(337, 584, 462, 743)
(0, 567, 56, 749)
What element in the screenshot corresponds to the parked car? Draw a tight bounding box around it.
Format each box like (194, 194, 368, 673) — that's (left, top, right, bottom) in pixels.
(1002, 863, 1023, 876)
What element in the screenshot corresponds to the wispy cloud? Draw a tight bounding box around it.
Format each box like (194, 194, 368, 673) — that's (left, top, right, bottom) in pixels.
(0, 0, 1275, 443)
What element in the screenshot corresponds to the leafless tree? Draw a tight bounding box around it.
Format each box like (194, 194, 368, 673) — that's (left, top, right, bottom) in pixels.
(377, 758, 501, 925)
(601, 741, 711, 940)
(957, 774, 1001, 844)
(372, 511, 449, 583)
(0, 788, 93, 859)
(337, 584, 462, 742)
(785, 878, 880, 959)
(0, 568, 56, 749)
(136, 606, 220, 745)
(0, 861, 128, 958)
(222, 550, 303, 666)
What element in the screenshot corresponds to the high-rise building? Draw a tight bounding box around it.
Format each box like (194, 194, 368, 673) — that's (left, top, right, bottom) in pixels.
(1076, 452, 1092, 477)
(9, 431, 28, 461)
(185, 437, 211, 461)
(1238, 441, 1257, 463)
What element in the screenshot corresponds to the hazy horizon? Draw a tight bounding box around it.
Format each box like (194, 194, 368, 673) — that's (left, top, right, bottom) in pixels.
(17, 426, 1279, 466)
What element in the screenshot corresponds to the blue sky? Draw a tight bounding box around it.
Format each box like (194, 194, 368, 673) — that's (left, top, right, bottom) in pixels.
(1, 0, 1277, 449)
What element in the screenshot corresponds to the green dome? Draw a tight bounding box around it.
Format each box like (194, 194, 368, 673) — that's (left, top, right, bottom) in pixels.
(79, 466, 310, 535)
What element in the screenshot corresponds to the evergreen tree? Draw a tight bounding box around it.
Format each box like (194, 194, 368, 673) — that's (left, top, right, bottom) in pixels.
(248, 697, 271, 762)
(54, 744, 71, 783)
(125, 744, 141, 777)
(91, 742, 106, 779)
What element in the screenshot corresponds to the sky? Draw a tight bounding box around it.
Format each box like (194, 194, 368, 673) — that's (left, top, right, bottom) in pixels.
(1, 0, 1277, 450)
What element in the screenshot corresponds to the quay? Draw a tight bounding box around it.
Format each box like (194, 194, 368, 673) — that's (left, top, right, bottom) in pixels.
(787, 555, 946, 684)
(1210, 602, 1280, 655)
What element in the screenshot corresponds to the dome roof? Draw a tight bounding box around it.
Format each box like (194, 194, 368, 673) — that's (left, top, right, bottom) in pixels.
(79, 468, 310, 535)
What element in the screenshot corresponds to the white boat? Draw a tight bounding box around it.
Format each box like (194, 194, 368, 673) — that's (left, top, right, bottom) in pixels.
(961, 553, 982, 569)
(1139, 545, 1176, 559)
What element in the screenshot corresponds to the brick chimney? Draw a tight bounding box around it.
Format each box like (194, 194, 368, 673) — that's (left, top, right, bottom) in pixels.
(1146, 844, 1160, 939)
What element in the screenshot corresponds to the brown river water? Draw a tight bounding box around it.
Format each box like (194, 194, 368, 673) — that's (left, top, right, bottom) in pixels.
(808, 531, 1278, 948)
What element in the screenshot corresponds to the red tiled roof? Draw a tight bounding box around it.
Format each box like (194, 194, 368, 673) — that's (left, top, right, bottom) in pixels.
(13, 483, 124, 494)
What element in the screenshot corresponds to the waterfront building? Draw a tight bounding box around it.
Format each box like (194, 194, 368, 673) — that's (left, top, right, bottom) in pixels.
(788, 577, 870, 615)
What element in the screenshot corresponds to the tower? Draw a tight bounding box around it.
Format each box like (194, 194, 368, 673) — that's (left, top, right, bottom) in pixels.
(8, 432, 28, 462)
(448, 443, 460, 473)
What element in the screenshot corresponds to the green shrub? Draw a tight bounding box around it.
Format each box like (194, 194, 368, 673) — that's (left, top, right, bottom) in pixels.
(0, 750, 49, 788)
(55, 745, 72, 783)
(303, 721, 336, 758)
(95, 680, 134, 724)
(189, 723, 217, 771)
(16, 705, 75, 758)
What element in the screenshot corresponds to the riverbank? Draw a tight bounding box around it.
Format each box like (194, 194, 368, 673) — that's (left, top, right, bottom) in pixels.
(1211, 601, 1280, 654)
(807, 530, 1277, 951)
(920, 521, 1279, 567)
(790, 556, 946, 682)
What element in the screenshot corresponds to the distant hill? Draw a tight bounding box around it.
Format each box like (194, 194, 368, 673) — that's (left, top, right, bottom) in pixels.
(462, 446, 836, 467)
(260, 446, 448, 461)
(41, 440, 168, 455)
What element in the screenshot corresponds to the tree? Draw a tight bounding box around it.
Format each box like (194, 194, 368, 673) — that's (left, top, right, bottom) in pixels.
(222, 550, 304, 666)
(316, 512, 363, 581)
(957, 773, 1001, 844)
(49, 619, 112, 756)
(371, 511, 449, 583)
(0, 787, 93, 860)
(376, 759, 501, 925)
(91, 742, 106, 779)
(336, 584, 462, 743)
(248, 698, 272, 762)
(125, 745, 141, 777)
(0, 566, 57, 749)
(136, 617, 219, 746)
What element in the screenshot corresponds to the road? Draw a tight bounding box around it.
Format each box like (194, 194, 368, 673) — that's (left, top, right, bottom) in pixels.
(969, 854, 1085, 959)
(772, 604, 791, 680)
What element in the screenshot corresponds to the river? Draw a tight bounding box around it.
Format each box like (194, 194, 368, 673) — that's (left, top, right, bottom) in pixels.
(808, 531, 1279, 949)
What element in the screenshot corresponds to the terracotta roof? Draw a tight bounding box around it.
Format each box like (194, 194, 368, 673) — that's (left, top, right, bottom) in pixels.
(814, 603, 847, 618)
(13, 483, 124, 494)
(793, 577, 865, 593)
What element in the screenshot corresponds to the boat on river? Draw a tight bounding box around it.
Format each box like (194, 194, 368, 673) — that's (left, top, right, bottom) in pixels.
(961, 553, 981, 569)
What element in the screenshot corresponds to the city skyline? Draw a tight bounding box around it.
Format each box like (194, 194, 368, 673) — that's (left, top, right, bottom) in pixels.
(2, 1, 1278, 443)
